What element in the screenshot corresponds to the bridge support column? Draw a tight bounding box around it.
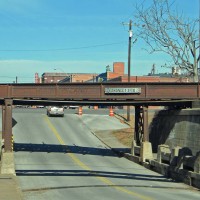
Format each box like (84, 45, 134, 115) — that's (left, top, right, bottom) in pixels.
(132, 106, 142, 155)
(131, 106, 139, 155)
(134, 106, 142, 146)
(134, 105, 149, 145)
(133, 105, 153, 162)
(142, 105, 149, 142)
(140, 106, 153, 162)
(1, 99, 15, 175)
(4, 99, 13, 152)
(2, 105, 5, 141)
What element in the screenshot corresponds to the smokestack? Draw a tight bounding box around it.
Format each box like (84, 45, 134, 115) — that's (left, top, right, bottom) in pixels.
(35, 73, 40, 83)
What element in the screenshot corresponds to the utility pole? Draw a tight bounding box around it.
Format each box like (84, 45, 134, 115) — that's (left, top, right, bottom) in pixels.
(128, 20, 132, 82)
(123, 20, 132, 121)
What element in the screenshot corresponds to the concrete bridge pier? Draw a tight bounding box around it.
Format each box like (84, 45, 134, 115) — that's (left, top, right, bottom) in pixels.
(1, 99, 15, 175)
(3, 99, 13, 152)
(2, 105, 5, 141)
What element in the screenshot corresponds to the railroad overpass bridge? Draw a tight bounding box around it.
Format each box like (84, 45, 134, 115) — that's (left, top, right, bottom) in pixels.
(0, 82, 200, 152)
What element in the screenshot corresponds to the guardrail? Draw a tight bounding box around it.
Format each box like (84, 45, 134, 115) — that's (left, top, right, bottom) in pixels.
(156, 145, 200, 173)
(120, 143, 200, 189)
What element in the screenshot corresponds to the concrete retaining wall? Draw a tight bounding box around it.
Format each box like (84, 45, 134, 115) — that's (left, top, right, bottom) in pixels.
(149, 109, 200, 155)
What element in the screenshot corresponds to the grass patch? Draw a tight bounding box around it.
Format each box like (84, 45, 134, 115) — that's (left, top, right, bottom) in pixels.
(113, 111, 157, 147)
(112, 128, 134, 147)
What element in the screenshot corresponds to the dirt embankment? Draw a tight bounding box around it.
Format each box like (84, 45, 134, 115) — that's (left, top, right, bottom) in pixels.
(112, 112, 157, 147)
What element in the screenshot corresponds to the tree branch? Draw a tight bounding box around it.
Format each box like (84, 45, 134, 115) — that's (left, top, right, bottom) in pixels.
(134, 0, 199, 81)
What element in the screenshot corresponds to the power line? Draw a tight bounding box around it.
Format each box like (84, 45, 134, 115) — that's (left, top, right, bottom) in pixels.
(0, 76, 33, 79)
(0, 41, 126, 52)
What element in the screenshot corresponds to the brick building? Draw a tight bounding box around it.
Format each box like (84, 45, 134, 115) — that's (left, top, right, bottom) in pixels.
(96, 62, 125, 82)
(38, 61, 189, 84)
(60, 73, 98, 83)
(41, 73, 69, 83)
(108, 75, 189, 83)
(41, 72, 98, 83)
(97, 62, 189, 83)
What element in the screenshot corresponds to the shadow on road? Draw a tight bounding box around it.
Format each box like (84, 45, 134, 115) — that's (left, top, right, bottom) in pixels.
(15, 169, 171, 182)
(14, 143, 130, 157)
(14, 143, 176, 184)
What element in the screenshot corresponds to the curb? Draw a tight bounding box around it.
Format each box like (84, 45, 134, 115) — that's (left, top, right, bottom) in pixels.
(114, 112, 133, 127)
(91, 131, 125, 158)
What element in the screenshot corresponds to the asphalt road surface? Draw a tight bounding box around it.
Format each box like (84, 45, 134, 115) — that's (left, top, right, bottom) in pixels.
(9, 108, 200, 200)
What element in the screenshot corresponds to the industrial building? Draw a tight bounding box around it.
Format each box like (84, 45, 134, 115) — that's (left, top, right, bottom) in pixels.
(35, 62, 190, 84)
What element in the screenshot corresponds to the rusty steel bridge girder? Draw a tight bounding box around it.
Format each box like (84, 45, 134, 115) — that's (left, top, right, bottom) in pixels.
(0, 82, 199, 101)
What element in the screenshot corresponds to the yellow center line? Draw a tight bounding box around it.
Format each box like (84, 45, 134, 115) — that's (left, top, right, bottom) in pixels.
(44, 116, 154, 200)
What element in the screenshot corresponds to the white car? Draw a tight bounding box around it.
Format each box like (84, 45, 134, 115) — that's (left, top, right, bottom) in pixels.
(69, 106, 79, 109)
(47, 106, 64, 117)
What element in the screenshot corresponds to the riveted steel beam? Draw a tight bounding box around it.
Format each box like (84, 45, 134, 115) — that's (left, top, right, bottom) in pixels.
(134, 105, 149, 146)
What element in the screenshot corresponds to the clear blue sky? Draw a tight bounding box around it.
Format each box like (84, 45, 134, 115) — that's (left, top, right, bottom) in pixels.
(0, 0, 199, 83)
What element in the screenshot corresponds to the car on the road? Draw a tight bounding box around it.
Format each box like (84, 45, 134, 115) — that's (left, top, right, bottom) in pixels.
(47, 106, 64, 117)
(69, 105, 79, 109)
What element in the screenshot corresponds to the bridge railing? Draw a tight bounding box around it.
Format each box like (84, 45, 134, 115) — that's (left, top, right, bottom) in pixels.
(126, 143, 200, 188)
(156, 145, 200, 173)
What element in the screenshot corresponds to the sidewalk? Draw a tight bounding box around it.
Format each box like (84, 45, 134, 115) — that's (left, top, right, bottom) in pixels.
(0, 134, 22, 200)
(0, 174, 22, 200)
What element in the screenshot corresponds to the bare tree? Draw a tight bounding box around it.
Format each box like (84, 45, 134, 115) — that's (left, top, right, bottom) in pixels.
(134, 0, 200, 82)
